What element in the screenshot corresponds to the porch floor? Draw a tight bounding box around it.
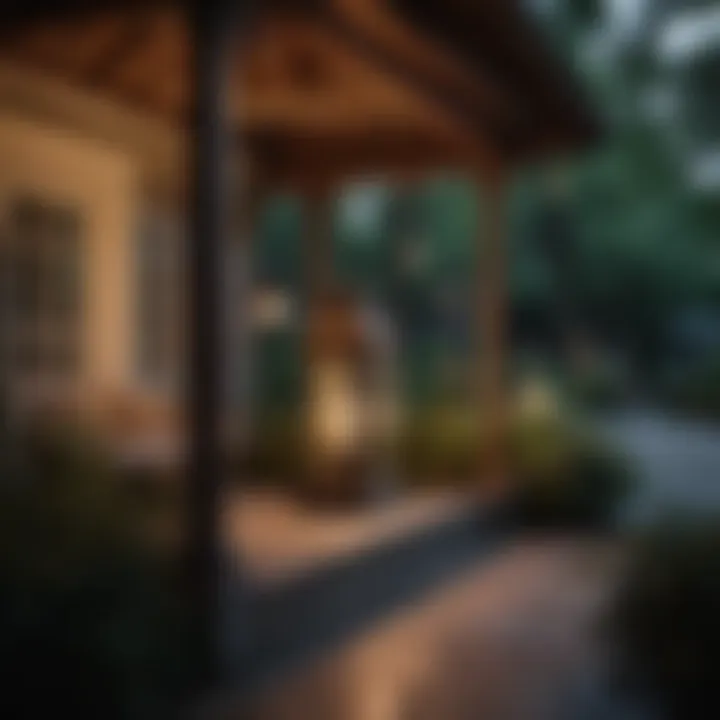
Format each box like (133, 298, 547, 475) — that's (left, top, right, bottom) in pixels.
(223, 489, 478, 588)
(217, 487, 494, 693)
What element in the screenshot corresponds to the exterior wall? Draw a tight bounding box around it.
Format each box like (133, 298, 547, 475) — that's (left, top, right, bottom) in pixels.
(0, 61, 183, 199)
(0, 113, 136, 408)
(0, 62, 252, 462)
(0, 62, 185, 454)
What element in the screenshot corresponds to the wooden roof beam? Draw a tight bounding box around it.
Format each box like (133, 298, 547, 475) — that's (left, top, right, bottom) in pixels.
(391, 0, 601, 157)
(247, 129, 486, 190)
(329, 0, 530, 156)
(84, 11, 156, 86)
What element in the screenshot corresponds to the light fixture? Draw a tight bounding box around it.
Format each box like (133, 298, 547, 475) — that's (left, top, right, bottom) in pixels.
(304, 290, 399, 504)
(253, 287, 294, 330)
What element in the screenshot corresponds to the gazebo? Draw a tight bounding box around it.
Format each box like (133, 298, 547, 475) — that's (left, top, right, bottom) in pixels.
(1, 0, 598, 693)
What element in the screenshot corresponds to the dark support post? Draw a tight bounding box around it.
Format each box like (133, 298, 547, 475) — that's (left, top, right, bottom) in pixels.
(227, 174, 265, 464)
(479, 174, 509, 495)
(302, 184, 336, 500)
(186, 0, 235, 693)
(306, 184, 336, 297)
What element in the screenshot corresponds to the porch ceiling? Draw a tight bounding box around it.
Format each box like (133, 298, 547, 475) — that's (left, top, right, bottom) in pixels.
(0, 1, 599, 184)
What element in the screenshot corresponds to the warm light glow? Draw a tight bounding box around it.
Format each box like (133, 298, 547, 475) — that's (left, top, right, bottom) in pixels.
(253, 288, 294, 329)
(515, 376, 559, 421)
(310, 362, 362, 456)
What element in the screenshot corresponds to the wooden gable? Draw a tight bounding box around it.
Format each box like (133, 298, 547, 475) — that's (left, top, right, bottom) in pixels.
(1, 1, 597, 186)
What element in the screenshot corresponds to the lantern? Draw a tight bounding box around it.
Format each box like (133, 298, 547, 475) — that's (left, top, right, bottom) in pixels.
(304, 287, 399, 505)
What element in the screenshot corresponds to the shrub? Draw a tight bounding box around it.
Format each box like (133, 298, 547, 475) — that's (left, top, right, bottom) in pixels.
(234, 394, 633, 531)
(0, 420, 189, 719)
(666, 354, 720, 419)
(398, 406, 484, 483)
(568, 361, 630, 411)
(509, 415, 633, 531)
(606, 518, 720, 720)
(398, 401, 633, 531)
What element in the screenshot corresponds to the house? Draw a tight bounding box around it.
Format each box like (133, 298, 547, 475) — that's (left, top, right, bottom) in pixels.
(0, 1, 598, 467)
(0, 0, 600, 692)
(0, 61, 185, 458)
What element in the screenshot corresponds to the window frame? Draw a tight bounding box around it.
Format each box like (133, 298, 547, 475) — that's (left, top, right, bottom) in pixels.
(0, 192, 86, 390)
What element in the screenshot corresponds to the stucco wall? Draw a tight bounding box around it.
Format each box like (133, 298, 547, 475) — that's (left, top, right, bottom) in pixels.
(0, 112, 138, 410)
(0, 63, 247, 456)
(0, 61, 183, 199)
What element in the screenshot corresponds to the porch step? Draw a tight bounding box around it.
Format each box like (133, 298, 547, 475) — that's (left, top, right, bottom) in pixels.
(222, 499, 506, 695)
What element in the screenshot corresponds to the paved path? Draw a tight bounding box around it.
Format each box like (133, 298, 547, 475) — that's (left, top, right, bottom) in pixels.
(209, 411, 713, 720)
(599, 409, 720, 525)
(218, 540, 621, 720)
(222, 495, 497, 692)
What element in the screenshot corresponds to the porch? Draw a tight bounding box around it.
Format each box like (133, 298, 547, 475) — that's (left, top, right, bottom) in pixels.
(0, 0, 598, 710)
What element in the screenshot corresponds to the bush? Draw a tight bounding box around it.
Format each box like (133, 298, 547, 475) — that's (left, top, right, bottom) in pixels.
(665, 354, 720, 419)
(398, 406, 485, 483)
(235, 396, 633, 530)
(509, 415, 633, 531)
(398, 404, 632, 531)
(606, 518, 720, 720)
(568, 361, 630, 411)
(0, 420, 189, 719)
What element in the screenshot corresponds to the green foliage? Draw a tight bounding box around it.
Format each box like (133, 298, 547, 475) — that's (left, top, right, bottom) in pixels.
(0, 421, 188, 719)
(522, 0, 720, 384)
(398, 403, 633, 533)
(241, 396, 632, 532)
(510, 414, 633, 530)
(607, 517, 720, 719)
(256, 195, 303, 286)
(256, 331, 304, 411)
(683, 51, 720, 146)
(398, 406, 486, 483)
(567, 359, 631, 411)
(419, 178, 479, 285)
(665, 353, 720, 419)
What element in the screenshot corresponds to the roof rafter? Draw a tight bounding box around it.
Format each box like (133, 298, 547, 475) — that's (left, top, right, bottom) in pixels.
(84, 11, 156, 86)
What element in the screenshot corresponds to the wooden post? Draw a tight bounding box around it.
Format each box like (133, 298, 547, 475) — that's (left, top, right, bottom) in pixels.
(303, 184, 336, 389)
(479, 174, 510, 495)
(302, 184, 337, 499)
(305, 184, 336, 299)
(225, 172, 265, 464)
(385, 180, 420, 488)
(186, 0, 236, 692)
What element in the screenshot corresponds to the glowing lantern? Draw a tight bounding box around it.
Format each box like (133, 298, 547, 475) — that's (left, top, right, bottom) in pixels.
(304, 288, 398, 504)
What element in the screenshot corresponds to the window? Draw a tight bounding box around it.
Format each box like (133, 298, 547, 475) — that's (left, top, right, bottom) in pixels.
(136, 212, 182, 390)
(0, 197, 83, 383)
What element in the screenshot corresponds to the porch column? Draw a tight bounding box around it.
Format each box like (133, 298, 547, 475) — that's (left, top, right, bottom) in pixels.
(226, 174, 266, 463)
(302, 183, 338, 500)
(305, 184, 336, 298)
(304, 183, 336, 413)
(186, 0, 237, 690)
(479, 174, 510, 494)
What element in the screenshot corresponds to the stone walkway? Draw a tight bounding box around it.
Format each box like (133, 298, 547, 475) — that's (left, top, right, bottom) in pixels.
(231, 539, 620, 720)
(220, 490, 493, 692)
